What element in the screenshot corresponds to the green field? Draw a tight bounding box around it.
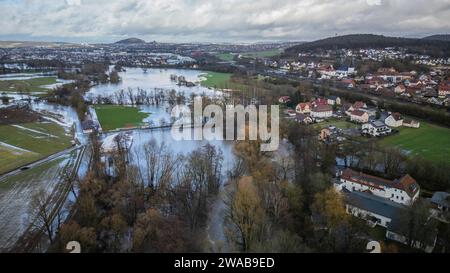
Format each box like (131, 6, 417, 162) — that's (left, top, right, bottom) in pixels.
(241, 49, 284, 58)
(215, 53, 236, 62)
(0, 77, 57, 93)
(94, 105, 150, 131)
(200, 72, 233, 89)
(0, 122, 73, 174)
(379, 122, 450, 164)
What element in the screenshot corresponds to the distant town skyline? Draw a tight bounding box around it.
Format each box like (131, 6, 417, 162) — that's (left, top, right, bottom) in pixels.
(0, 0, 449, 44)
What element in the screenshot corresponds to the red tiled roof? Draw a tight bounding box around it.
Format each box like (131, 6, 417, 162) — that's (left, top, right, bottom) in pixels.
(351, 110, 367, 117)
(341, 169, 419, 197)
(312, 105, 332, 112)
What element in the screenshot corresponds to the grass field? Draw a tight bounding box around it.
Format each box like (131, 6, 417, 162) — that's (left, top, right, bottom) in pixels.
(0, 77, 57, 93)
(0, 122, 72, 174)
(215, 53, 236, 62)
(379, 122, 450, 164)
(200, 72, 233, 89)
(241, 49, 284, 58)
(94, 105, 150, 131)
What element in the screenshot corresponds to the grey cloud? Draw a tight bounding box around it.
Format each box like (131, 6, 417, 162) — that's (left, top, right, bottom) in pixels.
(0, 0, 449, 43)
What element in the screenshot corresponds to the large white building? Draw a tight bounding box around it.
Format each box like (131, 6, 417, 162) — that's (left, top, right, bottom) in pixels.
(310, 105, 333, 119)
(336, 168, 420, 206)
(362, 121, 392, 137)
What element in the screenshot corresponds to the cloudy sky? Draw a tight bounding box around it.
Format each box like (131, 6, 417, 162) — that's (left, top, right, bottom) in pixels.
(0, 0, 449, 43)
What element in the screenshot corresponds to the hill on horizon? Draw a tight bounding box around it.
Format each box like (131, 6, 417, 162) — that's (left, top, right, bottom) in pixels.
(114, 38, 146, 44)
(284, 34, 450, 58)
(423, 34, 450, 42)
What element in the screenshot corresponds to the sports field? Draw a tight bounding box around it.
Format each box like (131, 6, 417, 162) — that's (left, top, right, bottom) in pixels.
(379, 121, 450, 164)
(0, 122, 72, 174)
(94, 105, 150, 131)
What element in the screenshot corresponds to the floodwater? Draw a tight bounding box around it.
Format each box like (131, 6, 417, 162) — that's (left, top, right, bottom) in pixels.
(86, 67, 220, 101)
(1, 69, 232, 252)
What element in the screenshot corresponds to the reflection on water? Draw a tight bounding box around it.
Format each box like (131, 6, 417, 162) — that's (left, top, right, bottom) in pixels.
(86, 67, 219, 100)
(104, 128, 236, 181)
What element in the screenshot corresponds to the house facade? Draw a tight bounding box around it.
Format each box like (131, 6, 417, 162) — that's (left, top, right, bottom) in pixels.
(385, 113, 403, 127)
(296, 102, 312, 114)
(337, 168, 420, 206)
(310, 105, 333, 119)
(350, 110, 369, 123)
(362, 121, 392, 137)
(327, 96, 341, 106)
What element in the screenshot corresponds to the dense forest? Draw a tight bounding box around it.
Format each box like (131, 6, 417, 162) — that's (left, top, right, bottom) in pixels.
(284, 34, 450, 58)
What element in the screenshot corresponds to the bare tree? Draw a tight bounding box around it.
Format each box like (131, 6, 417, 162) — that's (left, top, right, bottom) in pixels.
(29, 189, 55, 244)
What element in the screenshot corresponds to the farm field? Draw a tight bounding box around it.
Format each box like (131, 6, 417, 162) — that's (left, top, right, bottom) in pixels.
(379, 122, 450, 164)
(0, 77, 57, 93)
(0, 122, 72, 174)
(94, 105, 150, 131)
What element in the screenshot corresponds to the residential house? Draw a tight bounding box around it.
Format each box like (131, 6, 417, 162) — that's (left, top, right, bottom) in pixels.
(350, 110, 369, 123)
(348, 101, 368, 112)
(311, 105, 333, 119)
(313, 98, 328, 107)
(385, 113, 403, 128)
(394, 84, 406, 94)
(438, 81, 450, 98)
(319, 128, 332, 142)
(327, 96, 341, 106)
(337, 168, 420, 206)
(341, 79, 355, 89)
(296, 102, 312, 114)
(336, 66, 356, 77)
(317, 65, 336, 78)
(362, 121, 392, 137)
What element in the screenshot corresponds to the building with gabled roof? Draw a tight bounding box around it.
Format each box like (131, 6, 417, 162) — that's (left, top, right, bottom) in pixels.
(337, 168, 420, 206)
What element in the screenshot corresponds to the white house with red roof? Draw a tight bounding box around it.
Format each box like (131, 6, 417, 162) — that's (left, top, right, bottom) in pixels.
(350, 110, 369, 123)
(385, 112, 403, 128)
(295, 102, 312, 114)
(311, 105, 333, 119)
(336, 168, 420, 206)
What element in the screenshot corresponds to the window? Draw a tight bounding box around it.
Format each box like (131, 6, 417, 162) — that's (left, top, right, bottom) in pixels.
(401, 197, 404, 201)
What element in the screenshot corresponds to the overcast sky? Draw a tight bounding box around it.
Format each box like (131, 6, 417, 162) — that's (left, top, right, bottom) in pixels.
(0, 0, 449, 43)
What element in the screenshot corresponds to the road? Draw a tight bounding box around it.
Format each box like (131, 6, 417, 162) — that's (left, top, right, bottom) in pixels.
(0, 145, 81, 181)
